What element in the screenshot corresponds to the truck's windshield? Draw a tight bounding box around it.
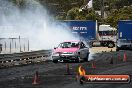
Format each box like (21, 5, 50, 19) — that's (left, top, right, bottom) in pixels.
(99, 31, 117, 36)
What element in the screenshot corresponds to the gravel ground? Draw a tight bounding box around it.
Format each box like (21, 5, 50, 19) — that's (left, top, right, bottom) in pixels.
(0, 49, 132, 88)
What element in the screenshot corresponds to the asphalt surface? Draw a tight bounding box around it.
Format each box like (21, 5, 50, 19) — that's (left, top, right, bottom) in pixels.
(0, 50, 132, 88)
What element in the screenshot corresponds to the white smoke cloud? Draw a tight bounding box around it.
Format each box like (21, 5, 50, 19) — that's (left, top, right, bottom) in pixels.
(0, 0, 79, 51)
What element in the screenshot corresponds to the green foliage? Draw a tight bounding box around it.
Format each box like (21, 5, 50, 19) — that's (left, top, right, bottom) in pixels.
(10, 0, 26, 8)
(55, 15, 66, 20)
(93, 0, 101, 10)
(9, 0, 132, 26)
(86, 10, 96, 20)
(66, 7, 101, 21)
(105, 6, 132, 28)
(66, 7, 79, 20)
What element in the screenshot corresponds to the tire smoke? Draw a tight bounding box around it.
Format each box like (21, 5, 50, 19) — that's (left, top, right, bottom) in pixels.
(0, 0, 79, 51)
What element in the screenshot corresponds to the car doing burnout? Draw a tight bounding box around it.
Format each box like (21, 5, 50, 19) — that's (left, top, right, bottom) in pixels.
(52, 40, 89, 63)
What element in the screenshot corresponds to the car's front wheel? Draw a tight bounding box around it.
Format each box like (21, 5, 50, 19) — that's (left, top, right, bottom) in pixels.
(76, 56, 83, 63)
(52, 59, 58, 63)
(84, 53, 89, 62)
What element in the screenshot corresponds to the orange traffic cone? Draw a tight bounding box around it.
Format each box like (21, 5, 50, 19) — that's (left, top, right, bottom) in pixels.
(110, 56, 113, 64)
(32, 71, 39, 85)
(75, 72, 79, 82)
(110, 49, 112, 52)
(118, 52, 120, 61)
(123, 51, 127, 62)
(92, 62, 96, 69)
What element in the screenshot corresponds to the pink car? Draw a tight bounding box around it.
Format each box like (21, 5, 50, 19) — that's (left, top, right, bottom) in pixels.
(52, 40, 89, 63)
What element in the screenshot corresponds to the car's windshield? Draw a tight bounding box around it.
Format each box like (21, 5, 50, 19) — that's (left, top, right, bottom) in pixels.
(58, 42, 79, 48)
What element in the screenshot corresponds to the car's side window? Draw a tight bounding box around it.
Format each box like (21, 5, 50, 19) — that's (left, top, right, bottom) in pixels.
(80, 42, 86, 49)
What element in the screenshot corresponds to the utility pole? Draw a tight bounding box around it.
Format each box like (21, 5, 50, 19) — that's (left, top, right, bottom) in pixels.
(5, 41, 6, 51)
(10, 41, 11, 53)
(28, 40, 29, 51)
(15, 41, 16, 50)
(19, 36, 21, 52)
(24, 44, 25, 51)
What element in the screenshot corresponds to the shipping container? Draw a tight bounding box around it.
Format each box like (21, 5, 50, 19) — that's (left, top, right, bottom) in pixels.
(62, 20, 96, 40)
(118, 20, 132, 40)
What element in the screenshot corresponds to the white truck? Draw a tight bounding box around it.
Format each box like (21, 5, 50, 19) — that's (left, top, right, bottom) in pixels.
(91, 25, 117, 48)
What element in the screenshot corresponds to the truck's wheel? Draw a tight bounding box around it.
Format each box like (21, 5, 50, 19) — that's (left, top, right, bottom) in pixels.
(116, 47, 119, 51)
(108, 43, 114, 48)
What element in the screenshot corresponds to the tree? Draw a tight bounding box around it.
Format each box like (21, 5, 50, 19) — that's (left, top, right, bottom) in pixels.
(66, 7, 80, 20)
(66, 7, 101, 21)
(105, 6, 132, 28)
(93, 0, 101, 10)
(10, 0, 26, 8)
(86, 9, 101, 21)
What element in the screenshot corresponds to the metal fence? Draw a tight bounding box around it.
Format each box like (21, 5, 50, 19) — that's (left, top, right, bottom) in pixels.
(0, 50, 52, 68)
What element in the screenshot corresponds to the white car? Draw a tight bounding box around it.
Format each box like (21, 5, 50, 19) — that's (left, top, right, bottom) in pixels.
(116, 39, 132, 51)
(52, 40, 89, 63)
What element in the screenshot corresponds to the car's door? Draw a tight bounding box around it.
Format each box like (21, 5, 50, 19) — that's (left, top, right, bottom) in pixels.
(82, 42, 89, 57)
(83, 42, 89, 54)
(79, 42, 88, 59)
